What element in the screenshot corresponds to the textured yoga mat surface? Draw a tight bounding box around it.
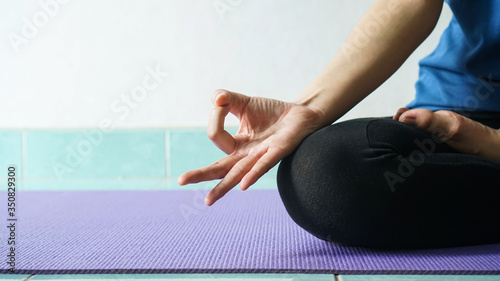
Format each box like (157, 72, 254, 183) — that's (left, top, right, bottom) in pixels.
(1, 189, 500, 274)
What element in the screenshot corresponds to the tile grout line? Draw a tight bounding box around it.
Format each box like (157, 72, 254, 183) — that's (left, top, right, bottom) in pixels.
(165, 129, 171, 180)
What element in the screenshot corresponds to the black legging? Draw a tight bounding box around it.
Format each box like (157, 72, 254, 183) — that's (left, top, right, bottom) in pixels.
(277, 111, 500, 249)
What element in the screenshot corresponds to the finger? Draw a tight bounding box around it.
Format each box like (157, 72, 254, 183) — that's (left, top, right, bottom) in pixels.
(399, 109, 460, 140)
(207, 105, 236, 154)
(205, 153, 261, 206)
(400, 109, 500, 161)
(240, 147, 285, 191)
(211, 89, 250, 116)
(399, 108, 435, 128)
(207, 90, 250, 154)
(177, 154, 240, 186)
(426, 111, 500, 159)
(393, 107, 410, 120)
(211, 89, 229, 106)
(398, 108, 431, 126)
(425, 110, 466, 141)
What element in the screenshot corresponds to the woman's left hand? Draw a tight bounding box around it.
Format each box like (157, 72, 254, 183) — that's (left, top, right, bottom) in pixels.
(394, 108, 500, 162)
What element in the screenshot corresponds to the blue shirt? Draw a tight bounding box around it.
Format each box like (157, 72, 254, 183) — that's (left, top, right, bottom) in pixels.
(407, 0, 500, 112)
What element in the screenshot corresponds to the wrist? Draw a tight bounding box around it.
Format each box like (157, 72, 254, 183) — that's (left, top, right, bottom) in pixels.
(293, 88, 344, 128)
(293, 101, 329, 129)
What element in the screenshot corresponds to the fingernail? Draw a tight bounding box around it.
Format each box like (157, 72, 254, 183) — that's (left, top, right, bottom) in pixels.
(204, 197, 211, 206)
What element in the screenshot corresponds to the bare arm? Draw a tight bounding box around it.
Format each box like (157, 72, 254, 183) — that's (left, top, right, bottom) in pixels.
(179, 0, 445, 206)
(296, 0, 444, 127)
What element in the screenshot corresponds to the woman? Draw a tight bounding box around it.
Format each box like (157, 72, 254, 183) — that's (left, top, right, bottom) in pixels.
(178, 0, 500, 249)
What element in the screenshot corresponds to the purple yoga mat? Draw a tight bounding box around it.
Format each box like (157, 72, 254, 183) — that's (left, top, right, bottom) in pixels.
(1, 189, 499, 274)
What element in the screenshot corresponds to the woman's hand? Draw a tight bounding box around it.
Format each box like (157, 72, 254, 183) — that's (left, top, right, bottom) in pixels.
(394, 108, 500, 162)
(177, 89, 323, 206)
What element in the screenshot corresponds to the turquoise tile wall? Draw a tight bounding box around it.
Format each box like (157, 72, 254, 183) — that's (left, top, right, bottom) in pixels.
(169, 129, 228, 179)
(0, 131, 23, 179)
(25, 130, 166, 179)
(0, 128, 278, 191)
(168, 128, 278, 190)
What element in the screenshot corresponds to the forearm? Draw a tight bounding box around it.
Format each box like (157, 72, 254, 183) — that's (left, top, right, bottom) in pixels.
(294, 0, 443, 128)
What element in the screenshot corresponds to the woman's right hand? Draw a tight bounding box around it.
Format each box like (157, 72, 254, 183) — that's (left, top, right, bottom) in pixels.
(177, 89, 324, 206)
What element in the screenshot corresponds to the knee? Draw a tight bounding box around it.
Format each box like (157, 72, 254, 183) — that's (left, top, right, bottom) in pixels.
(276, 119, 395, 247)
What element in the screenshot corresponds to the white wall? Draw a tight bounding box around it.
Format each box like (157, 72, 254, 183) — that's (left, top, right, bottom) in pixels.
(0, 0, 452, 129)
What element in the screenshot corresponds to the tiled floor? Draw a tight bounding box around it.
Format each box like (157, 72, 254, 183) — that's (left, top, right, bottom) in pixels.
(1, 274, 500, 280)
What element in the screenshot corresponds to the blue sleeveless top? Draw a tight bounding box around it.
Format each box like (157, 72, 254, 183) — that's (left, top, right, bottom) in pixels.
(406, 0, 500, 112)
